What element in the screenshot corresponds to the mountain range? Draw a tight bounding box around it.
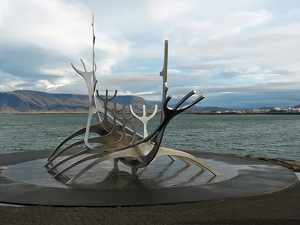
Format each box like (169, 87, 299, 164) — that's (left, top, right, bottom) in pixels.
(0, 90, 230, 114)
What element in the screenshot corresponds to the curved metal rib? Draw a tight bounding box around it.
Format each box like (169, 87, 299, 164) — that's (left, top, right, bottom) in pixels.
(47, 122, 110, 162)
(122, 108, 140, 144)
(46, 128, 125, 168)
(155, 147, 219, 176)
(47, 148, 90, 172)
(63, 143, 155, 184)
(65, 150, 143, 184)
(45, 140, 84, 167)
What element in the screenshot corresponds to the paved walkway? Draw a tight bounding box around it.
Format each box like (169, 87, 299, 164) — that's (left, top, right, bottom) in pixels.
(0, 178, 299, 225)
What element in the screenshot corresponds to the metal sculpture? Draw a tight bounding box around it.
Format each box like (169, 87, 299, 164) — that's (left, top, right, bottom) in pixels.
(45, 15, 219, 184)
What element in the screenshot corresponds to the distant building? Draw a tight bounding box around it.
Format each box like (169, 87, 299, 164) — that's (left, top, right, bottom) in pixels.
(287, 108, 300, 113)
(271, 107, 281, 112)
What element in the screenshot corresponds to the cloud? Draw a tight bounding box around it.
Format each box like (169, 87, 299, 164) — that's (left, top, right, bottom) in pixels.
(164, 10, 273, 44)
(147, 0, 191, 23)
(0, 0, 91, 55)
(133, 67, 149, 70)
(1, 0, 300, 109)
(0, 70, 25, 92)
(0, 0, 133, 78)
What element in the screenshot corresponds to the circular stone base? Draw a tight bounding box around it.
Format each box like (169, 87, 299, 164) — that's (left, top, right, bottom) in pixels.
(0, 149, 297, 207)
(4, 155, 237, 190)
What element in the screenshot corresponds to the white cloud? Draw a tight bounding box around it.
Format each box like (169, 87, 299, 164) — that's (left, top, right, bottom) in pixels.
(164, 10, 273, 44)
(225, 10, 273, 28)
(135, 91, 156, 95)
(38, 68, 74, 77)
(0, 70, 25, 91)
(1, 0, 300, 109)
(0, 0, 133, 76)
(147, 0, 191, 23)
(31, 79, 66, 92)
(0, 0, 91, 55)
(133, 67, 149, 70)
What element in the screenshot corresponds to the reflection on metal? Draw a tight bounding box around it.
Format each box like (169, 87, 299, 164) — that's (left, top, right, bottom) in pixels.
(45, 14, 219, 184)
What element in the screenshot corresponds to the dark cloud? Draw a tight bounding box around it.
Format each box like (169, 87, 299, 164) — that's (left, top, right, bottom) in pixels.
(0, 41, 73, 78)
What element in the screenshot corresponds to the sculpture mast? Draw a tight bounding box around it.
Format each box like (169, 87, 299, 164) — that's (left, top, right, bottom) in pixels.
(92, 14, 96, 83)
(160, 40, 168, 121)
(91, 14, 102, 123)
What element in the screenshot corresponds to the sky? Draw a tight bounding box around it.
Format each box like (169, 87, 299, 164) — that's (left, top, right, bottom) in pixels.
(1, 0, 300, 109)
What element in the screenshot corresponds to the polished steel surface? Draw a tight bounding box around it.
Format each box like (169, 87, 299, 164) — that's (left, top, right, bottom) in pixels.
(46, 15, 219, 185)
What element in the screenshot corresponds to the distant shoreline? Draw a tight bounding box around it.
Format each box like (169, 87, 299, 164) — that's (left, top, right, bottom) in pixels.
(12, 112, 89, 115)
(2, 111, 300, 115)
(186, 112, 300, 115)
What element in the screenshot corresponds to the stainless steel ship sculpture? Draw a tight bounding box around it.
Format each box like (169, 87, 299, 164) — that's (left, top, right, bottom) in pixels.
(45, 15, 219, 185)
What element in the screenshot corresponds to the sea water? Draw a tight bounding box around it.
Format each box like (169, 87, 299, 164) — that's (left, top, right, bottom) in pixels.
(0, 113, 299, 162)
